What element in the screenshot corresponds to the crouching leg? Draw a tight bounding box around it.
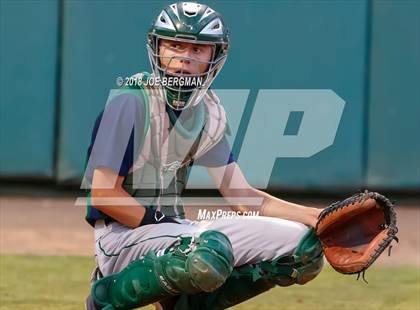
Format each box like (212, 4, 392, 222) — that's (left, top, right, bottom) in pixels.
(91, 230, 234, 310)
(173, 228, 324, 310)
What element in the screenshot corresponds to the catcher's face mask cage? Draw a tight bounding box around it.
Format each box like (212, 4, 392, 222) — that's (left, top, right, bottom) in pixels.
(147, 2, 230, 110)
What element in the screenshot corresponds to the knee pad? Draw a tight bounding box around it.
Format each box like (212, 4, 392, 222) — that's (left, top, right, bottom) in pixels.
(162, 229, 234, 293)
(185, 230, 234, 292)
(91, 230, 234, 309)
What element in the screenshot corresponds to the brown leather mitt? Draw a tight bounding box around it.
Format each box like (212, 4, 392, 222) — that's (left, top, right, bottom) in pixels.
(315, 191, 398, 278)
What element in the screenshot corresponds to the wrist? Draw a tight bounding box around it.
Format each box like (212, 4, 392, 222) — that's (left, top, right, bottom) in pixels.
(304, 207, 321, 228)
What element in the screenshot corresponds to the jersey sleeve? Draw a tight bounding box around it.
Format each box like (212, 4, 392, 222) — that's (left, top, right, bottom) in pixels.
(84, 93, 146, 182)
(193, 135, 236, 167)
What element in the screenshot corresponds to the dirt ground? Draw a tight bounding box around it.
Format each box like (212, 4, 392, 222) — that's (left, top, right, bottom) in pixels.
(1, 196, 419, 266)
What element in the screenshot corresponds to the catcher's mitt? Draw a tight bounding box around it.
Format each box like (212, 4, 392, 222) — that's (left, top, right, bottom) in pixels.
(315, 190, 398, 280)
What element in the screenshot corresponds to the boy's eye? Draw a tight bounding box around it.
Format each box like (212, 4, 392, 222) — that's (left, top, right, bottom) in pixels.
(193, 47, 201, 53)
(170, 43, 182, 50)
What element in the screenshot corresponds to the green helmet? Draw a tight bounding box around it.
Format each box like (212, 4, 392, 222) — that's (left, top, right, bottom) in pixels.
(147, 2, 230, 110)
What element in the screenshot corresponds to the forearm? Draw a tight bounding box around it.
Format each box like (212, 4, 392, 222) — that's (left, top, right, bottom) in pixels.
(211, 163, 320, 227)
(255, 189, 320, 227)
(91, 188, 146, 228)
(224, 187, 320, 227)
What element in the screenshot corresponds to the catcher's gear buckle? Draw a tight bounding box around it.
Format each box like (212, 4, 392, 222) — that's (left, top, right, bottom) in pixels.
(290, 269, 298, 279)
(154, 210, 165, 222)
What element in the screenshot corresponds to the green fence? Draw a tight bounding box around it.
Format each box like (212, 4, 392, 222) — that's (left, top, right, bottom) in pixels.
(1, 0, 419, 191)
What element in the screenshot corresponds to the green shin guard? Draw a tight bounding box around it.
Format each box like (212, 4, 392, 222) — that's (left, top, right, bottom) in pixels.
(170, 228, 324, 310)
(91, 230, 234, 309)
(92, 252, 171, 310)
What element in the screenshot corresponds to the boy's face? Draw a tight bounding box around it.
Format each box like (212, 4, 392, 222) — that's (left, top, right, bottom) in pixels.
(158, 38, 214, 75)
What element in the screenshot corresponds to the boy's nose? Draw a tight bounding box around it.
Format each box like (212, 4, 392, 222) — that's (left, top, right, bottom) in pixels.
(180, 57, 191, 65)
(178, 48, 194, 60)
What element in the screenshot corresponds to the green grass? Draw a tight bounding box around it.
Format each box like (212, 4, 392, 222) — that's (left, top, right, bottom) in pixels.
(1, 255, 419, 310)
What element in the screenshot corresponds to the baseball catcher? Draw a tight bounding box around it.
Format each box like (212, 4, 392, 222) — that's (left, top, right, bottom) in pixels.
(83, 2, 398, 309)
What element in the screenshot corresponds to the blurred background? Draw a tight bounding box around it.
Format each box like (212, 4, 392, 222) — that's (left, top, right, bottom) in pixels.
(0, 1, 419, 309)
(1, 0, 419, 193)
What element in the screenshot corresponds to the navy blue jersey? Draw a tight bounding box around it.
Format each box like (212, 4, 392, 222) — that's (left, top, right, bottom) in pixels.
(85, 93, 235, 226)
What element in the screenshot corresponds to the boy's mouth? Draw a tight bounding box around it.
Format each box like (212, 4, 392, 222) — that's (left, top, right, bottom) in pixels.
(172, 69, 192, 75)
(167, 68, 192, 75)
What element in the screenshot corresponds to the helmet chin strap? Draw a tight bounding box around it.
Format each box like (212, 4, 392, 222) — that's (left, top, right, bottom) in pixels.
(162, 71, 212, 110)
(165, 88, 193, 110)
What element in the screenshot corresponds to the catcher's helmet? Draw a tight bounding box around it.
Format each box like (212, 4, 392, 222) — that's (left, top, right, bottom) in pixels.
(147, 2, 230, 110)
